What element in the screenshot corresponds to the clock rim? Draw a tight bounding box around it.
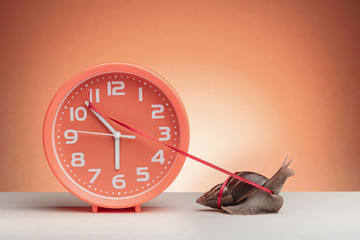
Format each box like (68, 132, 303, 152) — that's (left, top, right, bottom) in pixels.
(43, 63, 190, 209)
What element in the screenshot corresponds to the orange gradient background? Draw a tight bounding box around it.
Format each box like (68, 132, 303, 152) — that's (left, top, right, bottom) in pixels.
(0, 0, 359, 192)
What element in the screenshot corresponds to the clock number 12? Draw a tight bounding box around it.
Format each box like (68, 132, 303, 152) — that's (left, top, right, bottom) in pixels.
(108, 81, 125, 96)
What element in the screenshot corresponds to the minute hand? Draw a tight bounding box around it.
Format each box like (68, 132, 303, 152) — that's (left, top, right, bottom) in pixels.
(85, 101, 116, 134)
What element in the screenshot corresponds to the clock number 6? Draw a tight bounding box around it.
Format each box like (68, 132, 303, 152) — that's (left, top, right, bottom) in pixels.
(112, 175, 126, 189)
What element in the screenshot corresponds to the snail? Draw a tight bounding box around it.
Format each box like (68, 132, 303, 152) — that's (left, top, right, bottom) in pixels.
(196, 156, 295, 215)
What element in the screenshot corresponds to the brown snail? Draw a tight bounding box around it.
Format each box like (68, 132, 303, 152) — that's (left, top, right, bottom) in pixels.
(196, 156, 295, 215)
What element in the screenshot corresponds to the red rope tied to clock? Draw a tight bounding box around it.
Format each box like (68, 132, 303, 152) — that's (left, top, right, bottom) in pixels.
(216, 172, 239, 209)
(87, 101, 274, 202)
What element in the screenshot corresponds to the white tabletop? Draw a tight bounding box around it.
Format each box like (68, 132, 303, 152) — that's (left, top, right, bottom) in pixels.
(0, 192, 359, 239)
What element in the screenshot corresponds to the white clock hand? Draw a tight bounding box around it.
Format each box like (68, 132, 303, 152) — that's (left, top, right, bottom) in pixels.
(114, 132, 120, 170)
(119, 134, 136, 139)
(75, 130, 113, 136)
(85, 101, 116, 134)
(85, 101, 136, 170)
(75, 130, 136, 139)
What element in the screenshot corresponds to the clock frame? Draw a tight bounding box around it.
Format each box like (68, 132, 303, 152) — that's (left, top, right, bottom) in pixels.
(43, 63, 190, 212)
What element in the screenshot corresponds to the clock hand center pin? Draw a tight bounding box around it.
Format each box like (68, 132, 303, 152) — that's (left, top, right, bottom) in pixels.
(114, 131, 121, 139)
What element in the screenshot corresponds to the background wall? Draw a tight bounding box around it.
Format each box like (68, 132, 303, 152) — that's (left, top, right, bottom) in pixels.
(1, 0, 359, 192)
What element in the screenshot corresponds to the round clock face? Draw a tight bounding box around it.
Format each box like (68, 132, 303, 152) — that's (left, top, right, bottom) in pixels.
(43, 63, 189, 208)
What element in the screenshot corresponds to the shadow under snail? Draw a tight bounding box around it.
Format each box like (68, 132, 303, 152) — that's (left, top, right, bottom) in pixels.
(196, 156, 295, 215)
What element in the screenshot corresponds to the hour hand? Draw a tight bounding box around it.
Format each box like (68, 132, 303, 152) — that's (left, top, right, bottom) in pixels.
(85, 101, 116, 134)
(115, 136, 120, 170)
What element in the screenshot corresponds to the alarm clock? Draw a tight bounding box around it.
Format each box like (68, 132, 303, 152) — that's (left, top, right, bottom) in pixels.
(43, 63, 190, 212)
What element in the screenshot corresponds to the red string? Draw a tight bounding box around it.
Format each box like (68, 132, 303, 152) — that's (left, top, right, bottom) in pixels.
(217, 174, 235, 209)
(88, 103, 274, 195)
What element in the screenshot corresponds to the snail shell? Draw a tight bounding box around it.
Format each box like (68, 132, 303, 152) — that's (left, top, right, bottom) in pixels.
(196, 171, 269, 209)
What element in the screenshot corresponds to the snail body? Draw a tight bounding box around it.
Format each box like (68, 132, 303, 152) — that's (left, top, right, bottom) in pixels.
(196, 156, 294, 215)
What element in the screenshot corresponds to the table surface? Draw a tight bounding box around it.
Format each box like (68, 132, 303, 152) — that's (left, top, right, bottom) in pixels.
(0, 192, 359, 239)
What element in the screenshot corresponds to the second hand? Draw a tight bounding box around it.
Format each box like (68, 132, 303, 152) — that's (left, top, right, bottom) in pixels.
(75, 130, 136, 139)
(76, 130, 113, 136)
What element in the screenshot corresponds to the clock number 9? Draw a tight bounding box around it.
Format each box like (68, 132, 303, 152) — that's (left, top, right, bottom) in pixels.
(112, 175, 126, 189)
(64, 130, 78, 144)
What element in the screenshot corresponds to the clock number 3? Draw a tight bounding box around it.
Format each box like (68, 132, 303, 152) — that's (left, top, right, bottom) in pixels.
(159, 127, 170, 141)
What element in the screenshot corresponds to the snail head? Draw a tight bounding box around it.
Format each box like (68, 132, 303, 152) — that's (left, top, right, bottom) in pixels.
(281, 155, 295, 177)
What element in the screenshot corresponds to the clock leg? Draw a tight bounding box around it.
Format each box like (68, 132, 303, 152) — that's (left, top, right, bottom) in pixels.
(134, 205, 141, 213)
(92, 205, 98, 213)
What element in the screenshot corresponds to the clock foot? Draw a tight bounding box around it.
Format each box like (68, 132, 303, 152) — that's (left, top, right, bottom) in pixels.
(134, 205, 141, 213)
(92, 205, 98, 213)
